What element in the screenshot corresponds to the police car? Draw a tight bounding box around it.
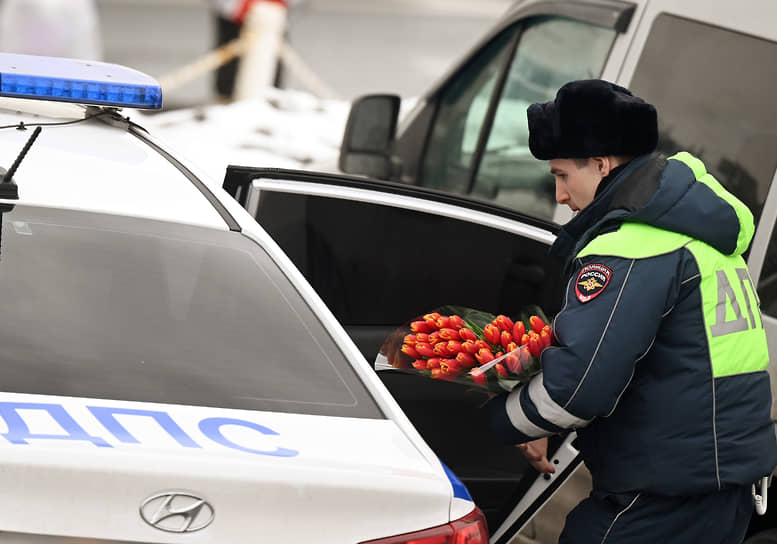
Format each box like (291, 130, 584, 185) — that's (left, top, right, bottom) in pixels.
(0, 53, 500, 543)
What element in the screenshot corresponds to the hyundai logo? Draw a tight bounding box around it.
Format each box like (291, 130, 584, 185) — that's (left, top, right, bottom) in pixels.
(139, 491, 215, 533)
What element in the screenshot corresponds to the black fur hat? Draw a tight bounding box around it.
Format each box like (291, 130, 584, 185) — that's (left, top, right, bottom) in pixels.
(527, 80, 658, 160)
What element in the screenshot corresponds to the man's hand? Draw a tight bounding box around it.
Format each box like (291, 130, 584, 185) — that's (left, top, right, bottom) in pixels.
(517, 437, 556, 474)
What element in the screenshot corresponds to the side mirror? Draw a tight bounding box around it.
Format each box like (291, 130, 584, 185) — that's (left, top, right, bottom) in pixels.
(339, 94, 400, 179)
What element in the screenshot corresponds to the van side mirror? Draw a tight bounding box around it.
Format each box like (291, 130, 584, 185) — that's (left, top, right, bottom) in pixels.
(339, 94, 400, 179)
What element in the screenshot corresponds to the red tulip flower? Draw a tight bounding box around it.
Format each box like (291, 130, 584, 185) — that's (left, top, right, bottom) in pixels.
(426, 357, 442, 369)
(475, 348, 495, 365)
(423, 312, 441, 323)
(483, 324, 501, 345)
(436, 316, 451, 329)
(433, 342, 450, 357)
(500, 330, 513, 350)
(543, 325, 555, 346)
(505, 352, 522, 373)
(518, 345, 532, 366)
(462, 340, 478, 354)
(528, 334, 542, 358)
(470, 367, 487, 386)
(513, 321, 526, 340)
(401, 344, 420, 359)
(456, 352, 476, 368)
(475, 340, 492, 352)
(439, 328, 460, 341)
(411, 320, 434, 333)
(440, 358, 462, 374)
(415, 342, 435, 358)
(494, 315, 514, 332)
(529, 315, 546, 333)
(459, 328, 478, 342)
(448, 315, 466, 330)
(447, 340, 464, 354)
(540, 329, 552, 349)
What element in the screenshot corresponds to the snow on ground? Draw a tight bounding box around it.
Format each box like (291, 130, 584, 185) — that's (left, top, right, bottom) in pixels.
(136, 87, 351, 185)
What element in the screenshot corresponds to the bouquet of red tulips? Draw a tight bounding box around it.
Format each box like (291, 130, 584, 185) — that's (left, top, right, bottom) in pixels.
(376, 305, 555, 393)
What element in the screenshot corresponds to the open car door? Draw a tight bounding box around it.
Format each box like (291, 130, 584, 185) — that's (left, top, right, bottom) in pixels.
(223, 167, 583, 542)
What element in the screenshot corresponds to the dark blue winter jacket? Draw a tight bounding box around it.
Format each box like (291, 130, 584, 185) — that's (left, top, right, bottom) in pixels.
(490, 152, 777, 496)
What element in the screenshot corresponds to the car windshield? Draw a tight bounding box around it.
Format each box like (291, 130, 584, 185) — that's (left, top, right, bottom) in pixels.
(0, 205, 382, 419)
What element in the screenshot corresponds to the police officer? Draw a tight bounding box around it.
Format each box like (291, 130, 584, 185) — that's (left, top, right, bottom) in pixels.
(488, 79, 777, 542)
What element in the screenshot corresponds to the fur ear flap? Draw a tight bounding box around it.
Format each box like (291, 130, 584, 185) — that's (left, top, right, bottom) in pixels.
(527, 101, 557, 160)
(527, 79, 657, 160)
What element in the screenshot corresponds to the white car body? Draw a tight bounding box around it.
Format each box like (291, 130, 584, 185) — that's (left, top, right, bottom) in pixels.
(0, 58, 484, 543)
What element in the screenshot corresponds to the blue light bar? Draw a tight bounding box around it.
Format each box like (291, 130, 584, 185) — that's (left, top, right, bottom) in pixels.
(0, 53, 162, 109)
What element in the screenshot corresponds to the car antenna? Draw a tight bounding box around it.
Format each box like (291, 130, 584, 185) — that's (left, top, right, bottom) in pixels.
(0, 125, 42, 200)
(0, 125, 38, 261)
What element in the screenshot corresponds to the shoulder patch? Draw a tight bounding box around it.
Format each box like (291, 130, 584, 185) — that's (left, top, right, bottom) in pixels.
(575, 263, 612, 303)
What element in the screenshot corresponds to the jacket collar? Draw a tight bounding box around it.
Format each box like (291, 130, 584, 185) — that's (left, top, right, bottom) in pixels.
(550, 154, 653, 264)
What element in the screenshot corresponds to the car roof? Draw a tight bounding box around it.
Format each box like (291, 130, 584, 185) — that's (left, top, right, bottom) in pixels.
(0, 97, 227, 229)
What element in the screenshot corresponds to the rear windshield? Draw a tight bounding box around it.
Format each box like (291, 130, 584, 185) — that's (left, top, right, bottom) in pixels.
(0, 205, 382, 419)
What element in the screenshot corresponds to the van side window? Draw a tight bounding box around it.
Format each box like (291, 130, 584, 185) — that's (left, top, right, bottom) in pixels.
(471, 17, 615, 219)
(420, 29, 515, 195)
(420, 17, 615, 221)
(629, 14, 777, 225)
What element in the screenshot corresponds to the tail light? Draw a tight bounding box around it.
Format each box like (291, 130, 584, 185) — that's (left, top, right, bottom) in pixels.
(360, 507, 488, 544)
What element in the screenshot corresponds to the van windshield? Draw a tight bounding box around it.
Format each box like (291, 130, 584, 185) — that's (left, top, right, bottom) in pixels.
(0, 205, 381, 419)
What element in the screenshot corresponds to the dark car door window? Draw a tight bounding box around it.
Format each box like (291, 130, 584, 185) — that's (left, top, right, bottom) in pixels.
(252, 188, 563, 361)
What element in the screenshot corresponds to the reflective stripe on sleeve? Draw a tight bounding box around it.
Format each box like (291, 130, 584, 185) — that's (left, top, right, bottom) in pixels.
(528, 378, 592, 429)
(505, 385, 554, 437)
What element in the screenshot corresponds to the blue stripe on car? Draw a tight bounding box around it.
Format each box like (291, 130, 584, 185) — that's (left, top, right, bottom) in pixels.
(439, 460, 472, 501)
